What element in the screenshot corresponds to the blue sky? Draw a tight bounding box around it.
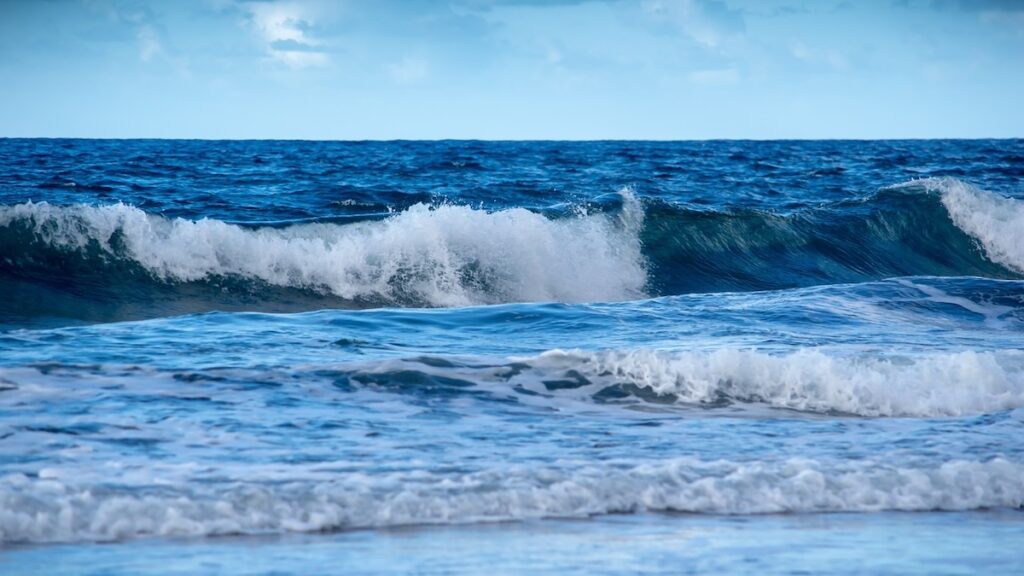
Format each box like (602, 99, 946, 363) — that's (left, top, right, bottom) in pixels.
(0, 0, 1022, 139)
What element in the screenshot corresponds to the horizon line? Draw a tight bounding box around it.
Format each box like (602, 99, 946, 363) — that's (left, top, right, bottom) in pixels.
(2, 136, 1022, 143)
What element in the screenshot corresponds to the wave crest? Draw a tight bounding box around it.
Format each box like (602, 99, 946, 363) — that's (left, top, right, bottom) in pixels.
(372, 347, 1024, 417)
(0, 191, 647, 307)
(925, 177, 1024, 273)
(2, 458, 1020, 543)
(644, 178, 1023, 295)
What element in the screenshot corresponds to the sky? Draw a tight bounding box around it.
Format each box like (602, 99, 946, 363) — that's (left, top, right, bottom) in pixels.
(0, 0, 1022, 139)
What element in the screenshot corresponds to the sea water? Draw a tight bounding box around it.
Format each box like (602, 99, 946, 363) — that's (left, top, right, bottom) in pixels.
(0, 139, 1022, 573)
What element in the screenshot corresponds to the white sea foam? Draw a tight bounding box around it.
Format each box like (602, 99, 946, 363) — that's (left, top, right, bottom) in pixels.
(907, 177, 1024, 273)
(1, 457, 1020, 543)
(0, 191, 647, 306)
(490, 347, 1024, 417)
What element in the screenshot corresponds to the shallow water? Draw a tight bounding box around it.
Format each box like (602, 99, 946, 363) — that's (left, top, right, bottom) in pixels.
(0, 139, 1022, 572)
(5, 512, 1024, 575)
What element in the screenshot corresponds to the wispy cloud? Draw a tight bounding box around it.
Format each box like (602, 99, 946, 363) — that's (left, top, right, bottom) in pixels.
(643, 0, 745, 49)
(789, 39, 847, 70)
(137, 25, 162, 62)
(387, 55, 429, 83)
(979, 8, 1024, 36)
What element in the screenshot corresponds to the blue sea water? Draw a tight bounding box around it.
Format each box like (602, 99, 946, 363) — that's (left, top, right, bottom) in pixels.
(0, 139, 1023, 574)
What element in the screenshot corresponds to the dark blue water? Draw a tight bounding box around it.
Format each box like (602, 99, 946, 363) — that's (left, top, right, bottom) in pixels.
(1, 139, 1023, 573)
(2, 139, 1022, 326)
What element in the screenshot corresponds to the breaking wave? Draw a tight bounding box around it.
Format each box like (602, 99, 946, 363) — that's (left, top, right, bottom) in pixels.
(2, 457, 1020, 543)
(340, 347, 1024, 418)
(0, 178, 1021, 324)
(0, 190, 646, 311)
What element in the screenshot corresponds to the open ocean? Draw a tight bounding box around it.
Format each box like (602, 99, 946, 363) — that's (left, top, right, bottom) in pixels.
(1, 139, 1023, 574)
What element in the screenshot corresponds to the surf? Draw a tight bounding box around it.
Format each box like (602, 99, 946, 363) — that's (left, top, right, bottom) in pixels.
(2, 457, 1020, 543)
(0, 178, 1021, 326)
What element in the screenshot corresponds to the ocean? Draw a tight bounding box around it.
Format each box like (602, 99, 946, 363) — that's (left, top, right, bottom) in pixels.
(0, 139, 1022, 574)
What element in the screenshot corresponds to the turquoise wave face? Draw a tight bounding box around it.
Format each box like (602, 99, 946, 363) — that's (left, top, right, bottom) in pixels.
(0, 140, 1022, 549)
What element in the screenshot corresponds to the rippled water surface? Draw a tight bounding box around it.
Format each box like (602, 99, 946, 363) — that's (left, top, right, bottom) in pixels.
(1, 139, 1022, 573)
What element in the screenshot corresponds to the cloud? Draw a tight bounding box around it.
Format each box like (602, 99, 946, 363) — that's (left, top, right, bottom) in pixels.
(247, 1, 330, 69)
(643, 0, 745, 49)
(137, 25, 162, 62)
(269, 38, 322, 52)
(979, 8, 1024, 35)
(789, 39, 847, 70)
(455, 0, 609, 8)
(270, 49, 329, 68)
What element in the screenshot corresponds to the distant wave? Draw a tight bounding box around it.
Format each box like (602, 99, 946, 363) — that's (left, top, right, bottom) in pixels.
(339, 347, 1024, 418)
(0, 178, 1021, 323)
(2, 457, 1020, 543)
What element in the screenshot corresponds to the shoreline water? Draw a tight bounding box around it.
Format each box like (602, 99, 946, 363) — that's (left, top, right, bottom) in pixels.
(4, 511, 1024, 575)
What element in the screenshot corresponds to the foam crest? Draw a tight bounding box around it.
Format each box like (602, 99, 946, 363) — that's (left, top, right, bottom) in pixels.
(512, 348, 1024, 416)
(1, 458, 1020, 543)
(0, 192, 647, 306)
(909, 177, 1024, 273)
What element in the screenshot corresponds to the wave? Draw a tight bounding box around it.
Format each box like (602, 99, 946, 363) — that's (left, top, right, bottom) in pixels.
(0, 192, 646, 322)
(925, 177, 1024, 274)
(2, 457, 1020, 543)
(4, 342, 1022, 418)
(339, 347, 1024, 417)
(0, 178, 1021, 323)
(0, 195, 646, 306)
(642, 177, 1022, 294)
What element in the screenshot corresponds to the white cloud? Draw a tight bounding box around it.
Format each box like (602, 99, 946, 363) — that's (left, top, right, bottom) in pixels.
(247, 2, 330, 69)
(250, 3, 311, 44)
